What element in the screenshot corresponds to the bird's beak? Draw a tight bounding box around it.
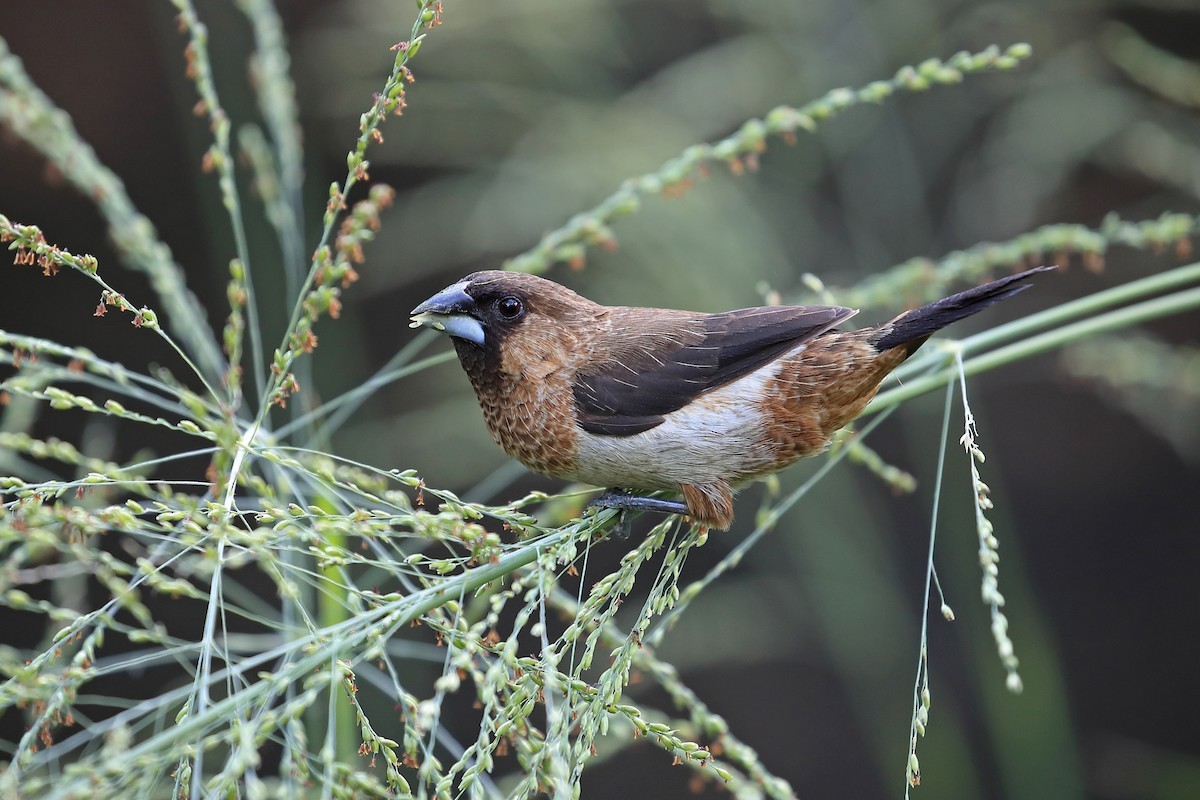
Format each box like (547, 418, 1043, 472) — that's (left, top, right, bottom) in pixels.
(409, 280, 486, 345)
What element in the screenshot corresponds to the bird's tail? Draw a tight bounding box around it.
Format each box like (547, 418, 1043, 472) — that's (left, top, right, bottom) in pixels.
(871, 265, 1055, 355)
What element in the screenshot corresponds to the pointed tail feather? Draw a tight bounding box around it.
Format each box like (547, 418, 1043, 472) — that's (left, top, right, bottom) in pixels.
(871, 265, 1055, 355)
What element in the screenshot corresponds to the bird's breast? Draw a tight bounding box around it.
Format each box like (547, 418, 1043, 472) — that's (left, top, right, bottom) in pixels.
(472, 365, 582, 478)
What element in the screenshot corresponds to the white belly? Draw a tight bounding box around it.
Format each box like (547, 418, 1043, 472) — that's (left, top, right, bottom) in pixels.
(567, 360, 782, 489)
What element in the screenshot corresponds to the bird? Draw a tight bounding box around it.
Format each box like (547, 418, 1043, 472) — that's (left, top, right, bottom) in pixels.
(410, 265, 1052, 530)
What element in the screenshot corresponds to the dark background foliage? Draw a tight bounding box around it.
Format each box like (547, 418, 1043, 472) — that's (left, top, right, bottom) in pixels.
(2, 1, 1199, 797)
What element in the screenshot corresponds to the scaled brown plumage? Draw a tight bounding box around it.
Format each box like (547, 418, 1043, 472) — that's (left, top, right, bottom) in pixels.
(411, 266, 1052, 529)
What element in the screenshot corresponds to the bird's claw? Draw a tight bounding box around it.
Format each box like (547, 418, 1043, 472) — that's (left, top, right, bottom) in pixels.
(588, 491, 689, 537)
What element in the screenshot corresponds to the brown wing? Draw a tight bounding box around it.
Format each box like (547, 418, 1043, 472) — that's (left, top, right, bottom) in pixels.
(573, 304, 858, 436)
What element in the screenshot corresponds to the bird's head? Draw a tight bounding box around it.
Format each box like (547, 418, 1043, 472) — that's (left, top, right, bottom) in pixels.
(410, 270, 600, 380)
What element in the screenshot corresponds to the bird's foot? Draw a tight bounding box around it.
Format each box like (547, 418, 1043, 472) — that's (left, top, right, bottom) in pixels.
(588, 490, 689, 538)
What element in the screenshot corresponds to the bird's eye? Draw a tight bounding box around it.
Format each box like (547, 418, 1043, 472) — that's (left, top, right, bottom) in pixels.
(495, 295, 524, 320)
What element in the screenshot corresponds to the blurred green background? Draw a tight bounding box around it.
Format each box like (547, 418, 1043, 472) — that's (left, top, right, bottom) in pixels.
(3, 0, 1199, 797)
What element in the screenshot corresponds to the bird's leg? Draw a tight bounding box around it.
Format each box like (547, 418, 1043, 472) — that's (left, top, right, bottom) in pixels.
(588, 491, 689, 537)
(590, 490, 690, 516)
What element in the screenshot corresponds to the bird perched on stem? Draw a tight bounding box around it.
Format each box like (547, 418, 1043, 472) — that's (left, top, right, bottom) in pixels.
(411, 266, 1052, 530)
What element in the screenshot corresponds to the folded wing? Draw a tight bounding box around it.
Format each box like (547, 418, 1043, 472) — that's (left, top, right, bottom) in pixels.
(573, 304, 858, 436)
